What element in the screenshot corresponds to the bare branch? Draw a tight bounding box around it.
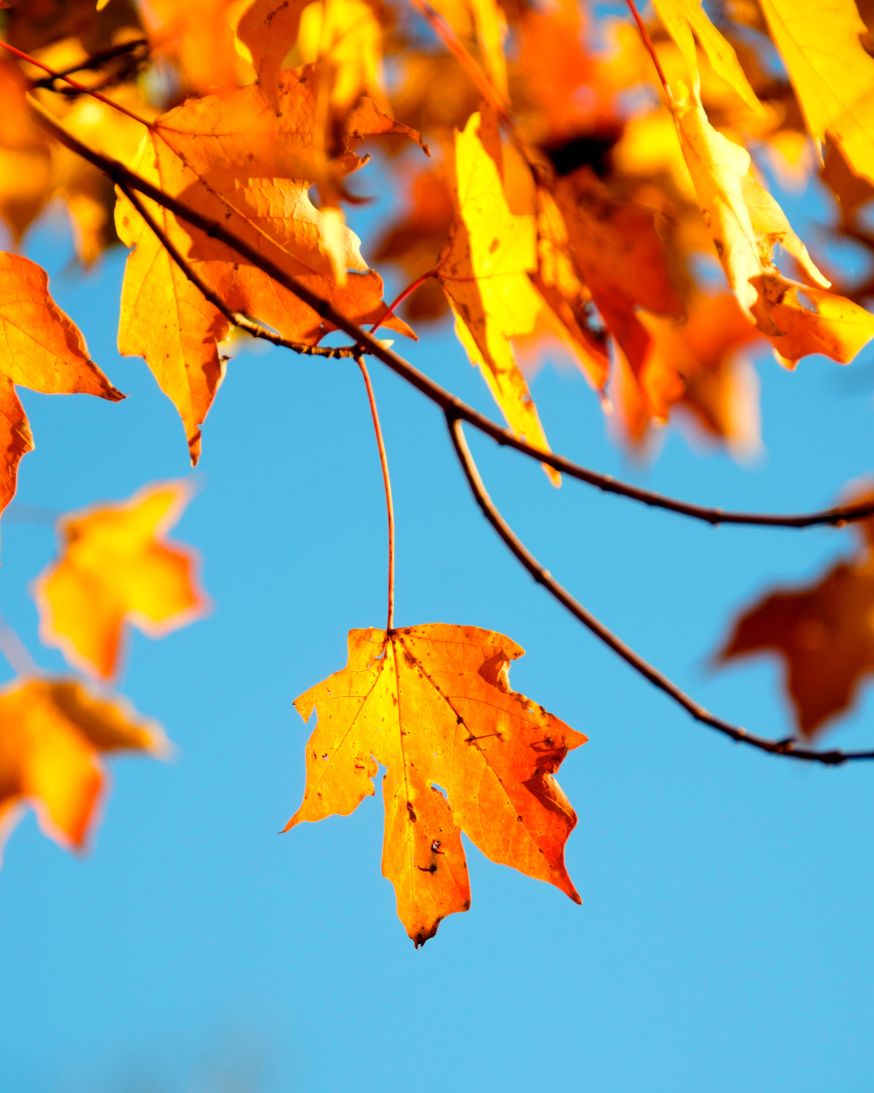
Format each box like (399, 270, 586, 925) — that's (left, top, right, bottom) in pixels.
(446, 414, 874, 767)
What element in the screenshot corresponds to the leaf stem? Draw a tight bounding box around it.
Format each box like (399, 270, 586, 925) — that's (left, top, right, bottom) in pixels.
(30, 99, 874, 531)
(369, 269, 436, 335)
(446, 414, 874, 766)
(357, 359, 396, 632)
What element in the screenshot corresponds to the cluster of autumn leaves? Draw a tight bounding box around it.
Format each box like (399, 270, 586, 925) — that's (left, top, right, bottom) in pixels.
(2, 0, 874, 942)
(0, 481, 204, 864)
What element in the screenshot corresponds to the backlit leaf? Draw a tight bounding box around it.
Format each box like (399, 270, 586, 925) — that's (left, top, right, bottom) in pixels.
(115, 67, 416, 459)
(287, 624, 585, 945)
(437, 112, 553, 463)
(653, 0, 761, 110)
(671, 86, 874, 363)
(760, 0, 874, 184)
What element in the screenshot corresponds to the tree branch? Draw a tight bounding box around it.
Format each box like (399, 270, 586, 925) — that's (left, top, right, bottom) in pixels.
(27, 96, 874, 532)
(446, 414, 874, 766)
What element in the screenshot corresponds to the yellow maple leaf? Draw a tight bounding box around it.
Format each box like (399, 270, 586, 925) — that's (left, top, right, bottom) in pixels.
(437, 112, 553, 463)
(672, 86, 874, 363)
(760, 0, 874, 184)
(287, 625, 585, 945)
(239, 0, 385, 108)
(652, 0, 761, 110)
(34, 481, 207, 681)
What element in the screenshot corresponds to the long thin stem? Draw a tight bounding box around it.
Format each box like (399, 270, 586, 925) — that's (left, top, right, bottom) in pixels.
(357, 358, 396, 632)
(625, 0, 672, 101)
(446, 414, 874, 766)
(27, 98, 874, 532)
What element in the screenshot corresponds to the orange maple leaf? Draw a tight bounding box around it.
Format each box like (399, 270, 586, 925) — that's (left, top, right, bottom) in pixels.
(115, 66, 417, 459)
(0, 251, 123, 516)
(615, 289, 761, 449)
(0, 678, 167, 862)
(287, 624, 585, 945)
(34, 481, 207, 681)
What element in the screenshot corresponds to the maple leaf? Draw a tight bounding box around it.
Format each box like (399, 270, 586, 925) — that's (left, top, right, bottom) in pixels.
(133, 0, 244, 93)
(529, 184, 610, 393)
(115, 66, 417, 460)
(437, 112, 554, 465)
(671, 86, 874, 364)
(287, 625, 585, 945)
(34, 481, 207, 681)
(717, 559, 874, 738)
(0, 251, 123, 516)
(0, 677, 167, 862)
(551, 170, 684, 379)
(759, 0, 874, 186)
(617, 290, 761, 450)
(652, 0, 761, 111)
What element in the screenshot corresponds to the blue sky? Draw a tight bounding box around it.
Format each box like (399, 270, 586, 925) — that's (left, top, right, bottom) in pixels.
(2, 173, 874, 1092)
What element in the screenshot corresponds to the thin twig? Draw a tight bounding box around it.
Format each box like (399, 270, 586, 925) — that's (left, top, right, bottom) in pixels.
(625, 0, 673, 102)
(446, 414, 874, 766)
(357, 358, 396, 632)
(28, 37, 150, 94)
(117, 184, 359, 359)
(26, 97, 874, 531)
(0, 615, 39, 678)
(0, 40, 150, 128)
(5, 503, 62, 526)
(408, 0, 511, 122)
(369, 268, 436, 335)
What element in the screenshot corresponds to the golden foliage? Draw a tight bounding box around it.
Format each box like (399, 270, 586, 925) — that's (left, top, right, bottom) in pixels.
(35, 481, 207, 681)
(288, 625, 585, 944)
